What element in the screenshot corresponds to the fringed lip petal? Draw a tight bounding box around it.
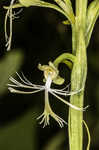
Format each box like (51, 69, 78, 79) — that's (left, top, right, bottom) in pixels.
(52, 114, 67, 128)
(37, 112, 50, 128)
(37, 111, 67, 128)
(37, 89, 67, 128)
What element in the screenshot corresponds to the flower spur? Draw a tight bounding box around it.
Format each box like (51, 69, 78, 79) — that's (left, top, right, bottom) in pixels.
(8, 62, 88, 127)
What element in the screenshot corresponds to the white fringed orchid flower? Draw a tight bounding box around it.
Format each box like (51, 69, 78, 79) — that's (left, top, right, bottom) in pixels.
(8, 62, 87, 128)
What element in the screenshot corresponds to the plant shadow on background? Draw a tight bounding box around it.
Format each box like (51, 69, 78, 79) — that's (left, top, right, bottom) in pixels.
(0, 0, 99, 150)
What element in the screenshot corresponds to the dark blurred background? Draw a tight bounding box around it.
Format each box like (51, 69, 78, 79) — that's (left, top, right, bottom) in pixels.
(0, 0, 99, 150)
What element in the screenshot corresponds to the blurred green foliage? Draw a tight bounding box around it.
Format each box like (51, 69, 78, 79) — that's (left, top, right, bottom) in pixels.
(0, 109, 37, 150)
(0, 50, 24, 96)
(42, 131, 65, 150)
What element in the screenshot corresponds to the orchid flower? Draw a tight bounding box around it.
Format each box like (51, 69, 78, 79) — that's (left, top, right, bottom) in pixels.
(8, 62, 87, 128)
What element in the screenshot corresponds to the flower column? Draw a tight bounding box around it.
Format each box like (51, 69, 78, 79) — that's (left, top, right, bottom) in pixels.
(68, 0, 87, 150)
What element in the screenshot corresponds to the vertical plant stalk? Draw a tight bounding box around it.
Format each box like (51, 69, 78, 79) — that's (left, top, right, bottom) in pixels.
(68, 0, 87, 150)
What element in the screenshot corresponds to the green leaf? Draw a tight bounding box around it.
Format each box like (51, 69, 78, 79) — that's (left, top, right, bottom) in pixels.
(0, 50, 24, 96)
(54, 0, 75, 24)
(85, 0, 99, 47)
(0, 109, 37, 150)
(4, 0, 74, 25)
(5, 1, 66, 18)
(19, 0, 40, 7)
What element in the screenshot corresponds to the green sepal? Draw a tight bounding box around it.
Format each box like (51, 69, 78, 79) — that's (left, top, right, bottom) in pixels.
(53, 76, 65, 85)
(38, 63, 49, 71)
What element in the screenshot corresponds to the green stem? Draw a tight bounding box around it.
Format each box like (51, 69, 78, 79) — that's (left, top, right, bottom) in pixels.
(53, 53, 76, 69)
(68, 0, 88, 150)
